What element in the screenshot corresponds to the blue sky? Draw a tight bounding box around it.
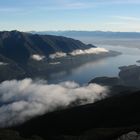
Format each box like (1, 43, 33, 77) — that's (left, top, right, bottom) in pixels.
(0, 0, 140, 31)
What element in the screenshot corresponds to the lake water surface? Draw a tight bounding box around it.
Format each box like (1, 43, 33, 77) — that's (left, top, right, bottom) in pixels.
(47, 42, 140, 85)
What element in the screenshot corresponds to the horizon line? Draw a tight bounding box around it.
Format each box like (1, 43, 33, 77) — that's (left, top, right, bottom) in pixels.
(1, 30, 140, 33)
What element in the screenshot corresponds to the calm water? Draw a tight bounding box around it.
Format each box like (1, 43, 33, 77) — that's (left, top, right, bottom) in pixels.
(47, 42, 140, 85)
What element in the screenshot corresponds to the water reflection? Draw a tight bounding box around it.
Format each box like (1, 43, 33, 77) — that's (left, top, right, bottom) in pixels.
(47, 56, 107, 84)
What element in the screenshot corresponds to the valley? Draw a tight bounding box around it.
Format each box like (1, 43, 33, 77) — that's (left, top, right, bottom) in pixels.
(0, 31, 140, 140)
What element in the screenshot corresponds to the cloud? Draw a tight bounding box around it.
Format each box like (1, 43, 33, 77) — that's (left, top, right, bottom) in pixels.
(42, 0, 140, 11)
(1, 0, 140, 14)
(92, 0, 140, 5)
(109, 0, 140, 4)
(49, 62, 61, 65)
(31, 54, 45, 61)
(0, 62, 8, 66)
(0, 78, 109, 127)
(49, 52, 67, 59)
(49, 48, 109, 59)
(113, 16, 140, 22)
(70, 47, 109, 56)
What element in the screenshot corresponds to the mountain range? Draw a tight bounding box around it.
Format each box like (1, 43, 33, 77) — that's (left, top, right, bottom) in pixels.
(30, 31, 140, 39)
(0, 30, 119, 82)
(0, 30, 96, 63)
(0, 30, 138, 140)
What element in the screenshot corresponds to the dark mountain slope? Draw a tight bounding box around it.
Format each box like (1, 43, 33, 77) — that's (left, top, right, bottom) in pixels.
(12, 90, 140, 139)
(0, 30, 98, 81)
(90, 65, 140, 88)
(0, 54, 26, 81)
(0, 30, 121, 82)
(0, 30, 95, 64)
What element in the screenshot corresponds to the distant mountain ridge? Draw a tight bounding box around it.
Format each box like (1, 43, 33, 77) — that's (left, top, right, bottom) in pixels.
(30, 31, 140, 38)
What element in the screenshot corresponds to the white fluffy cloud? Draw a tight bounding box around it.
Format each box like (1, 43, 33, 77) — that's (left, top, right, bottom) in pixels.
(0, 78, 109, 127)
(70, 47, 109, 56)
(31, 54, 45, 61)
(49, 48, 109, 59)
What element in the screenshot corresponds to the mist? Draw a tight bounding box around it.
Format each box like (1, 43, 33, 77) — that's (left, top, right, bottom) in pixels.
(49, 52, 67, 59)
(70, 47, 109, 56)
(0, 62, 8, 65)
(49, 47, 109, 59)
(31, 54, 45, 61)
(0, 78, 109, 127)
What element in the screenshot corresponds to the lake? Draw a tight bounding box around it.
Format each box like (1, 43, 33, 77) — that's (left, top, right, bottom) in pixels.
(47, 39, 140, 85)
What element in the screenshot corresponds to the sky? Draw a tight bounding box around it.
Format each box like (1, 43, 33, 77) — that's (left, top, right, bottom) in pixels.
(0, 0, 140, 32)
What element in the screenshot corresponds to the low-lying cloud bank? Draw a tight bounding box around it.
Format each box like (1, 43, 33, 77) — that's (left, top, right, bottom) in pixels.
(31, 48, 108, 60)
(49, 52, 67, 59)
(31, 54, 45, 61)
(70, 47, 109, 56)
(0, 62, 8, 66)
(0, 78, 109, 127)
(49, 47, 109, 59)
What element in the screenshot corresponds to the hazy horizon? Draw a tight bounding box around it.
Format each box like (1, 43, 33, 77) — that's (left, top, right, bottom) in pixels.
(2, 30, 140, 33)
